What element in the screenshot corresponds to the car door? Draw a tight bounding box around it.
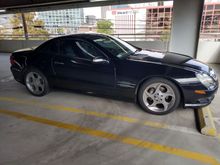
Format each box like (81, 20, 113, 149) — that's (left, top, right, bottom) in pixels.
(33, 39, 61, 83)
(52, 38, 115, 91)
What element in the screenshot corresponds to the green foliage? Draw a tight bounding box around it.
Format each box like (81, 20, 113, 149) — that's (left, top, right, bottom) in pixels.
(96, 20, 113, 34)
(160, 30, 170, 41)
(10, 13, 49, 40)
(57, 28, 65, 34)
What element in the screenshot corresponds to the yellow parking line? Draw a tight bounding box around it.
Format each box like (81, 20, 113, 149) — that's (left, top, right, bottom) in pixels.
(0, 97, 166, 127)
(47, 105, 140, 124)
(0, 109, 219, 165)
(0, 97, 199, 134)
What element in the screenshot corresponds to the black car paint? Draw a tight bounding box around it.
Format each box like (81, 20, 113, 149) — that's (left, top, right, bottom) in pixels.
(10, 33, 218, 107)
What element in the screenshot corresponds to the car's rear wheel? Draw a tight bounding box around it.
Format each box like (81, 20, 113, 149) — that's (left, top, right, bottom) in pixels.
(25, 68, 49, 96)
(138, 78, 180, 115)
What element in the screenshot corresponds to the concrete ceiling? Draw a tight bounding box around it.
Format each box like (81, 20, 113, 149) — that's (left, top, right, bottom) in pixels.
(0, 0, 166, 14)
(0, 0, 88, 10)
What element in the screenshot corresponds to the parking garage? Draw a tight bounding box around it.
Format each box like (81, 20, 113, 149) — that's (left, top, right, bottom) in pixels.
(0, 0, 220, 165)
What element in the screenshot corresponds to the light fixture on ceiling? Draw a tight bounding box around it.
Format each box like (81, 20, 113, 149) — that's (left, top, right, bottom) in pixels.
(90, 0, 109, 2)
(0, 9, 6, 13)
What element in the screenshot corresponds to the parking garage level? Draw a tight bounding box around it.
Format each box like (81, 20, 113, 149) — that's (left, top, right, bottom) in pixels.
(0, 53, 220, 165)
(0, 0, 220, 164)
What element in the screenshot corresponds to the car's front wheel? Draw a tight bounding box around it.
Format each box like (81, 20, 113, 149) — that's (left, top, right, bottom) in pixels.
(138, 78, 180, 115)
(25, 68, 49, 96)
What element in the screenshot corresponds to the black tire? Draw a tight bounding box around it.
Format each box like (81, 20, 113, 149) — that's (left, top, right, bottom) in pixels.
(24, 68, 50, 96)
(138, 78, 180, 115)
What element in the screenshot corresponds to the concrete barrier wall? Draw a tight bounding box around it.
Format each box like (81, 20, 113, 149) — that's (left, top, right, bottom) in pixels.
(0, 40, 168, 52)
(197, 41, 220, 63)
(0, 40, 219, 63)
(129, 41, 169, 51)
(0, 40, 45, 53)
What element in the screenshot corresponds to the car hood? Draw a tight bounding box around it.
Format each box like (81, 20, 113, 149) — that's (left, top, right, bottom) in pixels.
(128, 49, 210, 73)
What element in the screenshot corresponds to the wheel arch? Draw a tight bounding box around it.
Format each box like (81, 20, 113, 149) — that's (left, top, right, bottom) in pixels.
(22, 66, 50, 84)
(135, 76, 185, 107)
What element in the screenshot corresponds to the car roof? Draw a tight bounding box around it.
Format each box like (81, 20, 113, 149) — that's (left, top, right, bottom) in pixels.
(37, 33, 112, 50)
(54, 33, 111, 40)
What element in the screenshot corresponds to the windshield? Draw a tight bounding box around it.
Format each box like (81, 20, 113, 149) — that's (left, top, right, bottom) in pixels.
(93, 35, 138, 59)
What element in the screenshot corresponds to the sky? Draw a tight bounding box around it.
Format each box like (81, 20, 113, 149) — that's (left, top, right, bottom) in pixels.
(84, 7, 101, 18)
(83, 0, 220, 19)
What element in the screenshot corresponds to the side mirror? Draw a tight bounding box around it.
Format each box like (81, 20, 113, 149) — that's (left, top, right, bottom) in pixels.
(92, 57, 109, 64)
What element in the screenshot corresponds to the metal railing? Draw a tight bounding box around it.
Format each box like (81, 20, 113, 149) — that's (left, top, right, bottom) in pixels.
(0, 31, 219, 41)
(0, 24, 219, 41)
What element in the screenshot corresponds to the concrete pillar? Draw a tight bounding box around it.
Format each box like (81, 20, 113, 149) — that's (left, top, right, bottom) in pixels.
(169, 0, 204, 58)
(21, 13, 28, 40)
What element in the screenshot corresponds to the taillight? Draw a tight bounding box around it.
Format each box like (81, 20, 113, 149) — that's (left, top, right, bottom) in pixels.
(10, 56, 16, 65)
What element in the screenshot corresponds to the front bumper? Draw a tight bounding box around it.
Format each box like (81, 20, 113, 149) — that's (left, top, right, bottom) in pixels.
(184, 95, 215, 108)
(183, 82, 218, 108)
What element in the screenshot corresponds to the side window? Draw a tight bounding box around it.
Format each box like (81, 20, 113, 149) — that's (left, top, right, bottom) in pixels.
(38, 39, 60, 55)
(62, 39, 105, 60)
(62, 39, 78, 58)
(75, 41, 100, 60)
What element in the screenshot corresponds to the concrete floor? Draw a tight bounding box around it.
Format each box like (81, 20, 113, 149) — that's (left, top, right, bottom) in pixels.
(0, 53, 220, 165)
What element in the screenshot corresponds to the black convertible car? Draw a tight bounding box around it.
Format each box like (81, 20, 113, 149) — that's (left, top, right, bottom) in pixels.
(10, 33, 218, 115)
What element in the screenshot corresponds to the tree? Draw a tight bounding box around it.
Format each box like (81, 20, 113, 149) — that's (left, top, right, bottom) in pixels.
(0, 25, 4, 39)
(10, 13, 49, 40)
(160, 30, 170, 41)
(96, 20, 113, 34)
(57, 27, 65, 34)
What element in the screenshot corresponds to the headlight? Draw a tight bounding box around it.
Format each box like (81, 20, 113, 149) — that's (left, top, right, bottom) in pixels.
(196, 73, 215, 90)
(210, 68, 218, 81)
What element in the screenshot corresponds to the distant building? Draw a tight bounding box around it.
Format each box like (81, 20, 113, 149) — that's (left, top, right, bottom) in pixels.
(145, 2, 220, 40)
(105, 2, 220, 41)
(78, 15, 97, 33)
(106, 5, 146, 40)
(101, 6, 111, 19)
(78, 24, 97, 33)
(111, 5, 130, 9)
(85, 15, 96, 25)
(0, 14, 12, 26)
(0, 14, 13, 37)
(36, 8, 84, 35)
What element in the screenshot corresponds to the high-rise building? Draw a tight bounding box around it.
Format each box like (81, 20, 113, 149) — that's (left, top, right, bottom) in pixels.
(106, 2, 219, 41)
(101, 6, 111, 19)
(85, 15, 96, 25)
(145, 2, 220, 40)
(106, 5, 146, 40)
(0, 14, 13, 36)
(78, 15, 97, 33)
(36, 8, 84, 35)
(0, 14, 12, 26)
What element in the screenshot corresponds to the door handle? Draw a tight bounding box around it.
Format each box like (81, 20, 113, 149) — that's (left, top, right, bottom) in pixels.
(54, 61, 64, 65)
